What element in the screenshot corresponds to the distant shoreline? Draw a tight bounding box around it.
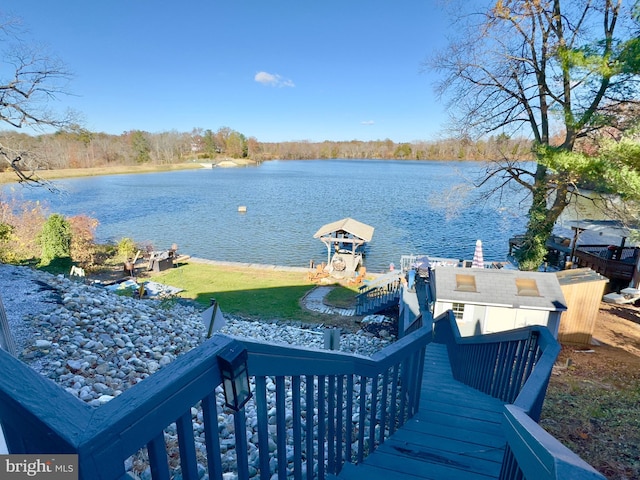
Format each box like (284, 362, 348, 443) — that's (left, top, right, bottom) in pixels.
(0, 159, 259, 185)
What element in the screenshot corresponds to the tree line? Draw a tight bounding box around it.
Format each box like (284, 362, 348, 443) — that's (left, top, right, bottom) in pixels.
(0, 127, 534, 173)
(1, 1, 638, 273)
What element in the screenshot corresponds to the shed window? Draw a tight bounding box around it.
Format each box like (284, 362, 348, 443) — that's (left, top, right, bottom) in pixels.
(455, 274, 477, 292)
(452, 302, 465, 321)
(516, 278, 540, 296)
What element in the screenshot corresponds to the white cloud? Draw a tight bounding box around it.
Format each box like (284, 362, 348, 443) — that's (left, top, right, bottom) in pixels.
(254, 71, 295, 87)
(361, 120, 375, 126)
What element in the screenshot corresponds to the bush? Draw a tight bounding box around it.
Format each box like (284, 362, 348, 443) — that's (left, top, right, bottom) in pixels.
(0, 198, 47, 262)
(0, 222, 14, 262)
(117, 237, 138, 261)
(0, 222, 11, 242)
(69, 215, 99, 266)
(39, 213, 72, 267)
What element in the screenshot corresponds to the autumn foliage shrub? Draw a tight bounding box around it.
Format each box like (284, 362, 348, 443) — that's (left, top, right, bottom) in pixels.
(0, 197, 47, 262)
(0, 197, 99, 268)
(69, 215, 99, 267)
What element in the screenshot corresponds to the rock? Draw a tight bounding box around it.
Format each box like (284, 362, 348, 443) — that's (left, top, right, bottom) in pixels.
(2, 264, 394, 480)
(97, 395, 114, 405)
(93, 382, 111, 395)
(66, 359, 85, 372)
(34, 339, 52, 349)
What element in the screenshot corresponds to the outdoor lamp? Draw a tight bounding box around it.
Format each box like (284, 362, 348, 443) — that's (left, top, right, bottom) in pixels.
(217, 343, 252, 411)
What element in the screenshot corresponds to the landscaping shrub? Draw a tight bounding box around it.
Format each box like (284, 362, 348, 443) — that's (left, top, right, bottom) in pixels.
(38, 213, 72, 268)
(69, 214, 99, 267)
(0, 197, 47, 262)
(117, 237, 138, 261)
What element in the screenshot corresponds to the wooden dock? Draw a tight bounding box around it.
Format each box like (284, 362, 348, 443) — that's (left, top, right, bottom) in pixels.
(335, 343, 506, 479)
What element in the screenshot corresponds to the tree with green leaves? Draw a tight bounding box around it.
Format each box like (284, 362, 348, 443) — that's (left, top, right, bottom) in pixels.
(129, 130, 151, 164)
(433, 0, 640, 269)
(38, 213, 72, 268)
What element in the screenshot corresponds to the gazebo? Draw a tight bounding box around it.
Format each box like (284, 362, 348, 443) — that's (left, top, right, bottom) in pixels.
(313, 218, 374, 276)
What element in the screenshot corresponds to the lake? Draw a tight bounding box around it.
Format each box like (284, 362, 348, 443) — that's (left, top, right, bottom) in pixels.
(2, 159, 529, 272)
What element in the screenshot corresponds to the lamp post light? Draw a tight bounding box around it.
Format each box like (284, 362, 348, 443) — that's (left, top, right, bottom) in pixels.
(217, 343, 252, 411)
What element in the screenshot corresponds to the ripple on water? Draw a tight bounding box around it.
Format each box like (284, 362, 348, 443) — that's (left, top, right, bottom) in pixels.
(2, 159, 529, 271)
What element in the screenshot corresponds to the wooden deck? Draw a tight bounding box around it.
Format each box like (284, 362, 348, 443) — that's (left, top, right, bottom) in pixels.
(335, 343, 506, 479)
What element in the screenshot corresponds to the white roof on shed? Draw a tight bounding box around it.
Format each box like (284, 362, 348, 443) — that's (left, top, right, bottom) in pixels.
(432, 267, 567, 311)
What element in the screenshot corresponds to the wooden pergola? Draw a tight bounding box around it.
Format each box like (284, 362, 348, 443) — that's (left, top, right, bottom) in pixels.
(313, 218, 374, 275)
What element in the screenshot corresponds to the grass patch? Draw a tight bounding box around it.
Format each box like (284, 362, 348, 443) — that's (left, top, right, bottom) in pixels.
(324, 285, 359, 308)
(151, 262, 323, 322)
(542, 381, 640, 479)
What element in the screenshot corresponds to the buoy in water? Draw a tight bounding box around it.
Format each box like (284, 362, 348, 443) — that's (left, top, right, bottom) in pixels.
(238, 206, 247, 213)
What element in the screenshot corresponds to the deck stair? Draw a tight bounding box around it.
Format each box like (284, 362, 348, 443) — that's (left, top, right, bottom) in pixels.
(332, 343, 506, 479)
(356, 271, 404, 315)
(0, 306, 607, 480)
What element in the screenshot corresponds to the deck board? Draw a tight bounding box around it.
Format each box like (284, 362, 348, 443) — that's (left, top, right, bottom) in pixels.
(337, 343, 506, 479)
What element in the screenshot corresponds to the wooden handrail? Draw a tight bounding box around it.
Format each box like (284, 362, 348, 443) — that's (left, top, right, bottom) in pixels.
(239, 324, 432, 476)
(0, 335, 237, 480)
(573, 249, 635, 281)
(433, 310, 604, 480)
(434, 310, 557, 417)
(500, 406, 605, 480)
(0, 320, 431, 480)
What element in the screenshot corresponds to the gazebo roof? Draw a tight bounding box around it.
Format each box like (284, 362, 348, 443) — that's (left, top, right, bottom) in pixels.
(313, 218, 374, 242)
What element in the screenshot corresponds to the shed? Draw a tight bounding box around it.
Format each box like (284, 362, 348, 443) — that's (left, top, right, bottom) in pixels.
(313, 218, 374, 276)
(431, 267, 567, 337)
(555, 268, 608, 346)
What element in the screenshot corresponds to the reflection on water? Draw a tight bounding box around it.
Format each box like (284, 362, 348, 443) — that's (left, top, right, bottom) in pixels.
(2, 159, 530, 272)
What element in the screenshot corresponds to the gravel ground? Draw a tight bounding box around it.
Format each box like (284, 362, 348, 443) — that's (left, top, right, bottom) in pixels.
(0, 263, 61, 355)
(0, 263, 394, 476)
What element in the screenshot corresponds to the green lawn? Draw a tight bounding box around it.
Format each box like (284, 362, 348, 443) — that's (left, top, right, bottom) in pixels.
(150, 261, 347, 323)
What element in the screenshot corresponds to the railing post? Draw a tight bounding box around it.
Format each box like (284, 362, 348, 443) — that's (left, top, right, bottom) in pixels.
(233, 408, 250, 480)
(305, 375, 315, 480)
(275, 376, 287, 479)
(292, 376, 303, 479)
(201, 394, 224, 480)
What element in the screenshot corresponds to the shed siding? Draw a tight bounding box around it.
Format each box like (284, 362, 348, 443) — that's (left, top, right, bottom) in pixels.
(558, 279, 607, 345)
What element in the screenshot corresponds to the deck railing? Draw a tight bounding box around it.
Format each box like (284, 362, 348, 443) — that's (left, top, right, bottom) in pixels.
(0, 323, 431, 479)
(241, 324, 430, 478)
(0, 335, 239, 480)
(573, 245, 637, 282)
(355, 271, 403, 315)
(433, 311, 605, 480)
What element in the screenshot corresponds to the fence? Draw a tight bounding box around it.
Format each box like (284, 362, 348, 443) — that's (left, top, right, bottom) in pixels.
(241, 324, 431, 477)
(573, 245, 637, 282)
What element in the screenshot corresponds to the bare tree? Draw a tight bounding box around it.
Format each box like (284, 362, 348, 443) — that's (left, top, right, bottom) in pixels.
(0, 13, 74, 184)
(432, 0, 640, 269)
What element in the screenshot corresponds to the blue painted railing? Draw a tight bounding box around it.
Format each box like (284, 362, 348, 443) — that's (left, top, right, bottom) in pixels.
(0, 323, 430, 479)
(241, 324, 430, 478)
(433, 311, 605, 480)
(0, 335, 240, 480)
(355, 271, 403, 315)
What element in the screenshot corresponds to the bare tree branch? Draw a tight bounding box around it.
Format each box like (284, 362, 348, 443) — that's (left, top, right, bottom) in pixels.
(0, 12, 75, 183)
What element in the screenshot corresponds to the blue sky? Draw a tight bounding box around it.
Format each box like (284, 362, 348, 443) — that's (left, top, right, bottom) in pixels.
(5, 1, 453, 143)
